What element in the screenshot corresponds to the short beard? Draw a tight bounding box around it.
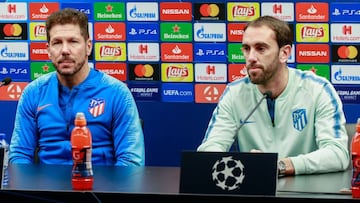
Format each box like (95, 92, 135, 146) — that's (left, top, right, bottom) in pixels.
(57, 59, 85, 76)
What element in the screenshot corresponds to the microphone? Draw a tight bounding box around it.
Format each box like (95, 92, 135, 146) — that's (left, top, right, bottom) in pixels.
(0, 77, 11, 87)
(232, 90, 272, 151)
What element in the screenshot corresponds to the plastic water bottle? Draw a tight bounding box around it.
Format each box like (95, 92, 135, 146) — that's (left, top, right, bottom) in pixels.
(71, 112, 93, 190)
(0, 133, 9, 188)
(351, 118, 360, 198)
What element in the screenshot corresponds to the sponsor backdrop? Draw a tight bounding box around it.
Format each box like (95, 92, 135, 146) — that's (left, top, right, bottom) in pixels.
(0, 0, 359, 166)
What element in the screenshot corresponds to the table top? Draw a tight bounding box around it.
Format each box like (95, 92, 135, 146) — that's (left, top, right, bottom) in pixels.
(0, 164, 356, 202)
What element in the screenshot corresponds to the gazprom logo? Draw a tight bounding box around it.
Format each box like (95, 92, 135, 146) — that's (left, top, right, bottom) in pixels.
(292, 109, 307, 131)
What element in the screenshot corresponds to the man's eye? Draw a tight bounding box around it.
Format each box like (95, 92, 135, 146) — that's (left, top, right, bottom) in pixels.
(257, 47, 265, 52)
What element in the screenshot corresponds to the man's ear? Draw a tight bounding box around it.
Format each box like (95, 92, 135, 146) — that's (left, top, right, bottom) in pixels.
(46, 43, 51, 58)
(87, 39, 93, 56)
(279, 44, 292, 63)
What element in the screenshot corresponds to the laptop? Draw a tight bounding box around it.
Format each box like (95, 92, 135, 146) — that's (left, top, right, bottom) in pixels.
(179, 151, 278, 196)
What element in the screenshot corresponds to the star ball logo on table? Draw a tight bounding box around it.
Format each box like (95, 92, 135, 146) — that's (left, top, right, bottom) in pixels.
(212, 156, 245, 191)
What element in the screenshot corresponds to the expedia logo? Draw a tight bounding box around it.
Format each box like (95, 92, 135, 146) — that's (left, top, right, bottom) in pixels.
(0, 23, 27, 40)
(332, 45, 360, 63)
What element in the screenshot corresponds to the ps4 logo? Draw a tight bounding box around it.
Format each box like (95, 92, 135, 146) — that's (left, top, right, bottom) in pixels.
(77, 8, 91, 15)
(128, 28, 157, 35)
(332, 8, 360, 16)
(196, 49, 225, 56)
(0, 67, 28, 74)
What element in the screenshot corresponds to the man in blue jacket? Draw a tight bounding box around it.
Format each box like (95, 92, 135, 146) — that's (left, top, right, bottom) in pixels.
(9, 8, 145, 166)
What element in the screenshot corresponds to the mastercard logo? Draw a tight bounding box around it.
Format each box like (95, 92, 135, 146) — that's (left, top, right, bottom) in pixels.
(3, 23, 22, 37)
(337, 45, 358, 59)
(200, 4, 220, 17)
(134, 64, 154, 77)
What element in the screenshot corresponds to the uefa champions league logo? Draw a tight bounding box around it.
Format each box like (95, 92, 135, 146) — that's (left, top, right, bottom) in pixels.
(211, 156, 245, 191)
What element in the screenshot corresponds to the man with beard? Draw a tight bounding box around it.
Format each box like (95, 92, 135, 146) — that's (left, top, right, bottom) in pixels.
(197, 16, 349, 176)
(9, 8, 145, 166)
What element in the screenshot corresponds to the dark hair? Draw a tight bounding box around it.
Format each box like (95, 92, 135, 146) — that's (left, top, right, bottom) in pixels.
(244, 15, 293, 48)
(45, 8, 89, 42)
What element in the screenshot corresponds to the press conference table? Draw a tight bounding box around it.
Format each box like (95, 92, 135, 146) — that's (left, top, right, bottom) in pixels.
(0, 164, 357, 202)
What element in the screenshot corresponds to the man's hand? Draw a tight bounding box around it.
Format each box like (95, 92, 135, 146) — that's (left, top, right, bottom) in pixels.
(278, 158, 295, 176)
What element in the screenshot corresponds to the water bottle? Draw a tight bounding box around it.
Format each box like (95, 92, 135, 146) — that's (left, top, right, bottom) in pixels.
(71, 112, 93, 190)
(0, 133, 9, 188)
(351, 118, 360, 198)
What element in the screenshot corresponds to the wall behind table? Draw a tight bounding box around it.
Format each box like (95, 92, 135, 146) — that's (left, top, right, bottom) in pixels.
(1, 101, 359, 166)
(137, 102, 216, 166)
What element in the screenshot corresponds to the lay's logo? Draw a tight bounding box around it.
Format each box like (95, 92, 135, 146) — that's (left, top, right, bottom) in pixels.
(296, 23, 329, 42)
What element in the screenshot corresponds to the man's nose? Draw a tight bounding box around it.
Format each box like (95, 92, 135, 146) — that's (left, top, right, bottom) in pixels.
(61, 43, 71, 54)
(247, 49, 257, 62)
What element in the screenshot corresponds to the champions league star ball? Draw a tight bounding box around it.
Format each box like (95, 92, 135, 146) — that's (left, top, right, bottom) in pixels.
(211, 156, 245, 191)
